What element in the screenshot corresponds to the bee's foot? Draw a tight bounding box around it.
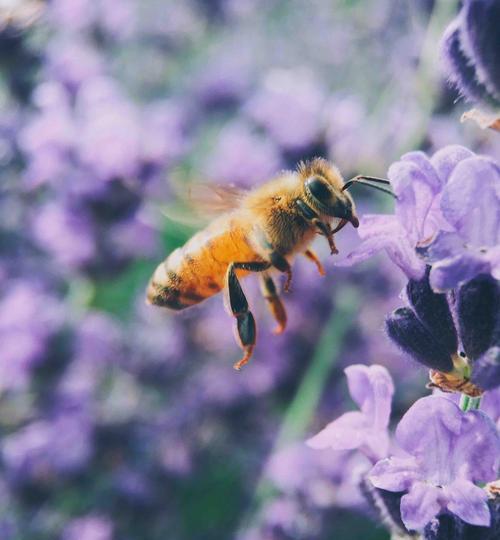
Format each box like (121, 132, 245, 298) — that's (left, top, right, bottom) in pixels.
(233, 346, 254, 371)
(272, 323, 286, 335)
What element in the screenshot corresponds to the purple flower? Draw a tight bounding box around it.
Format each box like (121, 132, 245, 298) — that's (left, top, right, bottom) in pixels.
(61, 515, 113, 540)
(307, 364, 394, 463)
(441, 0, 500, 108)
(338, 145, 500, 290)
(369, 396, 500, 531)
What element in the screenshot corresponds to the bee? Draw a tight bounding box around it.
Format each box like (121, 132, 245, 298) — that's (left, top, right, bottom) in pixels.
(146, 158, 392, 370)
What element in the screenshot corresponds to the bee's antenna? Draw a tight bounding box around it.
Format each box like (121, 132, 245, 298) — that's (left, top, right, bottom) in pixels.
(342, 175, 397, 199)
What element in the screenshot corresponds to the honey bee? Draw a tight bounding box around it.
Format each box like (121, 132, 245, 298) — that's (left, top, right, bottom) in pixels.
(146, 158, 392, 370)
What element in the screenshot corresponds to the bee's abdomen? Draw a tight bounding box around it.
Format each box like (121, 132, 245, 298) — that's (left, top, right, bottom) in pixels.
(146, 218, 262, 310)
(146, 236, 227, 310)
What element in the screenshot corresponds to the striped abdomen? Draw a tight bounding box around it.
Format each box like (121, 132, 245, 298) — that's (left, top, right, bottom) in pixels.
(146, 215, 264, 310)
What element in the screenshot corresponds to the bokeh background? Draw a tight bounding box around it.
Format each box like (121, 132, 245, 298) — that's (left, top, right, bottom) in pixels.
(0, 1, 499, 539)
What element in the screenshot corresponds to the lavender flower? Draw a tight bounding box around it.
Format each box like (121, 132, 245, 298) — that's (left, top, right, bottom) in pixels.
(307, 364, 394, 463)
(441, 0, 500, 108)
(369, 396, 500, 531)
(338, 145, 500, 291)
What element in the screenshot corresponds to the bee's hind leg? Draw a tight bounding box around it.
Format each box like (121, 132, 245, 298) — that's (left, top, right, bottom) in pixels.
(225, 261, 270, 370)
(260, 274, 287, 335)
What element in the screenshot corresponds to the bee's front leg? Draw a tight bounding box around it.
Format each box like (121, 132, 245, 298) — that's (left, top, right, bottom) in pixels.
(225, 261, 270, 370)
(312, 219, 338, 255)
(295, 199, 338, 255)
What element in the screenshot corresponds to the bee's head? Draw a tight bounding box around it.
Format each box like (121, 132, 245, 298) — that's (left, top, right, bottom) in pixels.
(298, 158, 359, 228)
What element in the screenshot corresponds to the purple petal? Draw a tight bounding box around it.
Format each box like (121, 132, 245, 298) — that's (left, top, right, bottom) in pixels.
(306, 411, 367, 451)
(418, 231, 466, 262)
(395, 397, 461, 482)
(430, 145, 475, 184)
(443, 479, 490, 527)
(449, 410, 500, 484)
(441, 157, 500, 247)
(369, 456, 420, 492)
(395, 396, 500, 486)
(356, 214, 401, 242)
(400, 482, 442, 531)
(385, 240, 427, 280)
(401, 151, 441, 191)
(345, 364, 394, 429)
(429, 252, 492, 291)
(388, 160, 437, 242)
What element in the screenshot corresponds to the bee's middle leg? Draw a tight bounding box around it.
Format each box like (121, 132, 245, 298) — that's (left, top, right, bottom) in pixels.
(259, 274, 287, 335)
(226, 261, 270, 370)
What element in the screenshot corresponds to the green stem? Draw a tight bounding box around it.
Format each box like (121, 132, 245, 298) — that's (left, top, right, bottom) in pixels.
(460, 394, 482, 411)
(459, 394, 470, 411)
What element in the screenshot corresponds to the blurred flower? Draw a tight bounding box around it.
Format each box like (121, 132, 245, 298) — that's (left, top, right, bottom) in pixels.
(205, 120, 282, 188)
(441, 0, 500, 108)
(0, 281, 64, 392)
(2, 412, 92, 482)
(369, 396, 500, 530)
(61, 515, 113, 540)
(244, 69, 325, 153)
(307, 364, 394, 463)
(33, 201, 96, 270)
(47, 39, 103, 91)
(338, 145, 500, 290)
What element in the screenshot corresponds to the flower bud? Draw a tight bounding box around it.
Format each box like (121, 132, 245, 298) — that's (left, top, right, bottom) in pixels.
(457, 275, 498, 360)
(386, 308, 454, 372)
(360, 478, 407, 537)
(424, 514, 461, 540)
(406, 268, 457, 355)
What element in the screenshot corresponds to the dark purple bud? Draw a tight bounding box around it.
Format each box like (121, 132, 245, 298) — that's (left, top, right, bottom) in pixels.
(360, 478, 408, 537)
(472, 346, 500, 391)
(461, 0, 500, 106)
(424, 514, 462, 540)
(457, 275, 498, 360)
(440, 19, 493, 106)
(406, 268, 457, 355)
(386, 308, 454, 372)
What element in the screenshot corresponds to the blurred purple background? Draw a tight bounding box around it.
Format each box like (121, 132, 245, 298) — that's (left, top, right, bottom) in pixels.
(0, 1, 498, 539)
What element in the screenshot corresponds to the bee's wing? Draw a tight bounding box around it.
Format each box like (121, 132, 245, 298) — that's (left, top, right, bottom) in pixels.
(160, 182, 247, 229)
(187, 183, 247, 215)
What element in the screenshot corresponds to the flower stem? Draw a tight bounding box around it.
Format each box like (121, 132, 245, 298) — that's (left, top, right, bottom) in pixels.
(459, 394, 470, 411)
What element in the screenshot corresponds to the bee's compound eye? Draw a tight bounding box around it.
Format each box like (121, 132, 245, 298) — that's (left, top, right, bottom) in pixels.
(306, 176, 332, 202)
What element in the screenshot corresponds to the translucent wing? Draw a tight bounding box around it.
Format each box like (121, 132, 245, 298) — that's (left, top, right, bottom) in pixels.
(160, 181, 247, 229)
(187, 183, 247, 215)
